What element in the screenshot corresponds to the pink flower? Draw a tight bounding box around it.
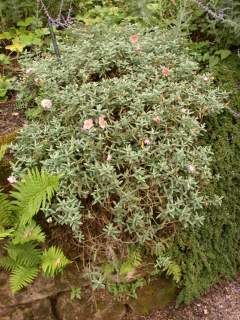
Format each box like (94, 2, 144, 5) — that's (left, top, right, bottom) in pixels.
(98, 116, 107, 129)
(144, 139, 151, 145)
(162, 67, 170, 77)
(41, 99, 52, 110)
(153, 116, 161, 125)
(187, 164, 196, 173)
(7, 176, 17, 184)
(26, 68, 34, 76)
(106, 154, 112, 161)
(130, 34, 139, 44)
(83, 119, 94, 130)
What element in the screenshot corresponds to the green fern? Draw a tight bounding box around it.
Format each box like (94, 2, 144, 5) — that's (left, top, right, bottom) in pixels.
(9, 265, 39, 293)
(0, 227, 14, 240)
(12, 221, 45, 244)
(0, 255, 16, 271)
(0, 144, 7, 161)
(6, 242, 42, 267)
(0, 191, 14, 227)
(120, 247, 142, 275)
(11, 168, 61, 225)
(42, 246, 71, 277)
(155, 255, 182, 284)
(0, 168, 70, 294)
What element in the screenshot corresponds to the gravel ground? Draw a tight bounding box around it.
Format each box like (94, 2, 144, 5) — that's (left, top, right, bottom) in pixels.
(127, 275, 240, 320)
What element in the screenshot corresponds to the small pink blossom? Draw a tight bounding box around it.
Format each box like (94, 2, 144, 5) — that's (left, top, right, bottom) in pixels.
(181, 108, 187, 113)
(130, 34, 139, 44)
(98, 116, 107, 129)
(26, 68, 34, 76)
(106, 154, 112, 161)
(144, 138, 151, 145)
(41, 99, 52, 110)
(83, 119, 94, 130)
(7, 176, 17, 184)
(187, 164, 196, 173)
(153, 116, 161, 125)
(34, 78, 44, 86)
(162, 67, 170, 77)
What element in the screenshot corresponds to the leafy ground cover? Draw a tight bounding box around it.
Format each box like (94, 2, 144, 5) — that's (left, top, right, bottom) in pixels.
(10, 23, 228, 301)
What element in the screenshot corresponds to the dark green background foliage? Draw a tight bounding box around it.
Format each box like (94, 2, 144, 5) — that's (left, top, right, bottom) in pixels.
(0, 0, 75, 29)
(169, 56, 240, 304)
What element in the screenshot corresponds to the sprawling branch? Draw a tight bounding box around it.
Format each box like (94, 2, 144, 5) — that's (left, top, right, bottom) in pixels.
(37, 0, 73, 28)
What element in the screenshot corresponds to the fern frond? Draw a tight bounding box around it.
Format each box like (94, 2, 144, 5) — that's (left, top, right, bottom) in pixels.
(155, 255, 182, 284)
(10, 265, 39, 293)
(11, 168, 61, 225)
(0, 256, 16, 271)
(0, 227, 14, 240)
(0, 191, 14, 227)
(6, 242, 42, 267)
(128, 247, 142, 268)
(120, 260, 135, 275)
(166, 261, 181, 284)
(42, 246, 71, 277)
(0, 144, 8, 162)
(12, 221, 46, 245)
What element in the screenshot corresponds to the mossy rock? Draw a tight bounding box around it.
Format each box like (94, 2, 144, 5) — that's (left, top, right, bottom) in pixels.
(128, 278, 177, 315)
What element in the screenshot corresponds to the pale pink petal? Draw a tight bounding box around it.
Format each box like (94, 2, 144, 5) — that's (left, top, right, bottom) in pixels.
(83, 119, 94, 130)
(187, 164, 196, 173)
(153, 116, 161, 125)
(41, 99, 52, 110)
(98, 116, 107, 129)
(7, 176, 17, 184)
(130, 34, 139, 44)
(26, 68, 34, 76)
(106, 154, 112, 161)
(144, 138, 151, 145)
(162, 67, 170, 77)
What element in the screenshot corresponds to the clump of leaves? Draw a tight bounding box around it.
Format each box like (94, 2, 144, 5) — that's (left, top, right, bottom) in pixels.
(0, 76, 15, 101)
(0, 149, 70, 293)
(13, 24, 225, 285)
(0, 16, 49, 54)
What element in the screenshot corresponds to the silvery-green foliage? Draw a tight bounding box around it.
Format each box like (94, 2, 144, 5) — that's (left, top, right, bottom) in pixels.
(12, 25, 225, 252)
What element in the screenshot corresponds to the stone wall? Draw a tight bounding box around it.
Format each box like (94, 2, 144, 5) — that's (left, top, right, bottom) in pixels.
(0, 264, 176, 320)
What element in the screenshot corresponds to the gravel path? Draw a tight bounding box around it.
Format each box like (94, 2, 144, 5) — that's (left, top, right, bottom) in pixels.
(127, 275, 240, 320)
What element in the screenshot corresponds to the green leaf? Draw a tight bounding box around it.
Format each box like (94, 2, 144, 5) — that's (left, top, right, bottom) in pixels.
(12, 221, 46, 244)
(0, 256, 16, 271)
(0, 144, 8, 161)
(10, 265, 39, 293)
(11, 168, 61, 225)
(0, 54, 10, 65)
(209, 55, 220, 67)
(102, 262, 115, 275)
(0, 31, 13, 40)
(120, 261, 134, 275)
(0, 227, 14, 240)
(42, 246, 71, 277)
(215, 49, 231, 61)
(5, 38, 25, 53)
(17, 17, 34, 27)
(0, 191, 15, 227)
(6, 242, 42, 267)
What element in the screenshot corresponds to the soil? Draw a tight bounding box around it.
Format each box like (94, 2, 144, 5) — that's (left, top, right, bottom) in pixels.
(126, 275, 240, 320)
(0, 100, 25, 136)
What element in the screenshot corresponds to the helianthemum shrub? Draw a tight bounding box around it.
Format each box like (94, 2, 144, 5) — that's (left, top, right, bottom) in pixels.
(12, 24, 226, 297)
